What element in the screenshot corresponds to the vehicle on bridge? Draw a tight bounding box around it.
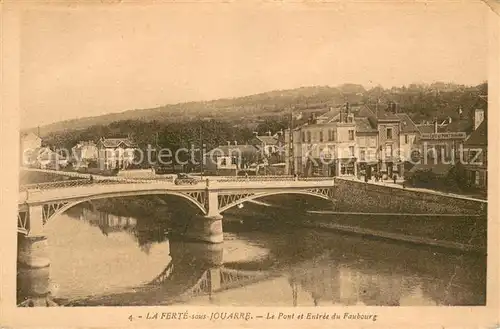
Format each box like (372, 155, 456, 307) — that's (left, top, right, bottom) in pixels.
(174, 173, 198, 185)
(153, 163, 186, 175)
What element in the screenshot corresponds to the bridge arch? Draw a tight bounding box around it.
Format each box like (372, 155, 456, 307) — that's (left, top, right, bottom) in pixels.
(218, 189, 335, 214)
(40, 190, 208, 226)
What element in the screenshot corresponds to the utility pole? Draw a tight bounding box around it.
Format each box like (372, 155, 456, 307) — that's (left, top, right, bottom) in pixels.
(200, 123, 204, 179)
(289, 105, 295, 176)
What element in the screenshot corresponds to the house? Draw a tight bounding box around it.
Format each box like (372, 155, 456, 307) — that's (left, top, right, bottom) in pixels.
(462, 119, 487, 190)
(205, 142, 259, 176)
(374, 107, 402, 178)
(355, 117, 378, 179)
(97, 137, 138, 170)
(248, 131, 286, 163)
(414, 120, 468, 166)
(396, 113, 420, 169)
(294, 104, 357, 177)
(24, 147, 65, 169)
(71, 141, 99, 168)
(19, 132, 42, 166)
(351, 103, 404, 177)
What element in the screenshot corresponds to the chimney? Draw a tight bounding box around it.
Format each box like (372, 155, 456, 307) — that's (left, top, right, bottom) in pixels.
(234, 141, 237, 145)
(267, 131, 272, 136)
(253, 131, 258, 136)
(474, 108, 485, 130)
(434, 120, 438, 134)
(346, 102, 350, 117)
(227, 141, 231, 146)
(448, 116, 452, 124)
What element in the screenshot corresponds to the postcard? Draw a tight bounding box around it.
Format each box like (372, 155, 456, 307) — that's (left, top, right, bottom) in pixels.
(1, 0, 499, 328)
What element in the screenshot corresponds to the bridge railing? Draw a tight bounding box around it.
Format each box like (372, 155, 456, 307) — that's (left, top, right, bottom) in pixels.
(298, 177, 335, 181)
(19, 178, 142, 191)
(215, 176, 335, 183)
(216, 175, 295, 183)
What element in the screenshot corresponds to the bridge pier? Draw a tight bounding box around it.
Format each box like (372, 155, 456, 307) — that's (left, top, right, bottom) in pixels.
(183, 189, 224, 244)
(18, 205, 51, 269)
(17, 265, 52, 306)
(184, 215, 224, 244)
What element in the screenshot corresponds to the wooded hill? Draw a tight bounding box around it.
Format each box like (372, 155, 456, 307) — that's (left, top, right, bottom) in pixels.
(35, 82, 487, 151)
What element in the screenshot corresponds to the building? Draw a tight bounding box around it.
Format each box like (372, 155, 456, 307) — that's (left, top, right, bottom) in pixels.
(414, 120, 468, 166)
(355, 117, 379, 179)
(205, 143, 259, 176)
(24, 147, 66, 169)
(375, 107, 402, 178)
(71, 141, 99, 168)
(97, 137, 138, 170)
(19, 132, 42, 166)
(248, 131, 286, 163)
(396, 113, 421, 169)
(462, 119, 487, 190)
(351, 103, 405, 177)
(293, 104, 357, 177)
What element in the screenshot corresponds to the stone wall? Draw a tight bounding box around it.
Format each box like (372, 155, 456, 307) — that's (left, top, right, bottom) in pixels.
(333, 178, 486, 215)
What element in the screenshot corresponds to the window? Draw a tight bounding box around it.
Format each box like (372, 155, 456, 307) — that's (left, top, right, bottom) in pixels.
(348, 130, 355, 141)
(329, 145, 335, 158)
(404, 134, 408, 144)
(387, 128, 393, 139)
(349, 146, 355, 157)
(469, 150, 478, 163)
(302, 132, 306, 143)
(360, 150, 366, 161)
(369, 137, 376, 147)
(220, 158, 227, 166)
(475, 171, 480, 185)
(386, 144, 393, 158)
(231, 157, 238, 165)
(307, 131, 311, 143)
(347, 115, 354, 123)
(319, 131, 324, 142)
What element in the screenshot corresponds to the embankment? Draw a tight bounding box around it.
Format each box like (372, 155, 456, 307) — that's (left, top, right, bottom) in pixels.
(229, 181, 487, 253)
(333, 178, 486, 216)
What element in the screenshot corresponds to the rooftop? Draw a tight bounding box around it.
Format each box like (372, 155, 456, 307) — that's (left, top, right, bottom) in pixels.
(355, 117, 378, 133)
(99, 137, 137, 148)
(255, 135, 279, 145)
(396, 113, 420, 133)
(464, 120, 487, 147)
(416, 124, 436, 134)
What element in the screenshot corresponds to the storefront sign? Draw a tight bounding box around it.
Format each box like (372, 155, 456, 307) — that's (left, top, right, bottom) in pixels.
(420, 132, 466, 140)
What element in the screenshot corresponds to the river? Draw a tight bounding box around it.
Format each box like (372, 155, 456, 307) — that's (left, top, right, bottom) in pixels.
(17, 200, 486, 307)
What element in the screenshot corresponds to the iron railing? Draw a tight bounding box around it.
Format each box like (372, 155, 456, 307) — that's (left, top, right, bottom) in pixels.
(19, 178, 142, 191)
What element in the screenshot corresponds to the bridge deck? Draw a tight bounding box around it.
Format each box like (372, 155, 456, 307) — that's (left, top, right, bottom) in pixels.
(18, 179, 335, 205)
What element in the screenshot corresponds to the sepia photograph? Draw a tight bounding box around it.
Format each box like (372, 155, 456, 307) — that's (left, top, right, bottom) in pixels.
(1, 0, 499, 327)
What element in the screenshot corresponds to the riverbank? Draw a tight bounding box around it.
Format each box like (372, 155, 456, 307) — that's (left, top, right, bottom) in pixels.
(78, 190, 487, 254)
(334, 177, 487, 215)
(228, 199, 487, 254)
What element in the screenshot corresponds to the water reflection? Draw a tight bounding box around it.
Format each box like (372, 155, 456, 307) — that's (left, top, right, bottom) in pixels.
(17, 201, 486, 306)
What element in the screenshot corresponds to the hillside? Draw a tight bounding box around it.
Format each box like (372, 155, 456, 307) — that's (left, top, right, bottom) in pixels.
(31, 82, 487, 153)
(28, 85, 366, 135)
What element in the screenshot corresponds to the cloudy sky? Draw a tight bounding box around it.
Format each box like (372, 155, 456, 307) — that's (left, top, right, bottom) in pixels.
(20, 1, 489, 128)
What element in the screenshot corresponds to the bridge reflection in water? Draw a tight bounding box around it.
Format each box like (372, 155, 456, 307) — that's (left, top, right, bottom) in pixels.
(17, 202, 486, 307)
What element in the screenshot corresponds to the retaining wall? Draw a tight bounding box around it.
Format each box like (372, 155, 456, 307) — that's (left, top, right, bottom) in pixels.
(333, 178, 487, 215)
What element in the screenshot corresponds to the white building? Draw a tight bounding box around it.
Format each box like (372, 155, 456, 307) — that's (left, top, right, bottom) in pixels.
(97, 137, 138, 170)
(19, 132, 42, 166)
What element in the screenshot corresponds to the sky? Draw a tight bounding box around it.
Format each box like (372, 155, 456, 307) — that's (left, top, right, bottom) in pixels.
(19, 1, 490, 128)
